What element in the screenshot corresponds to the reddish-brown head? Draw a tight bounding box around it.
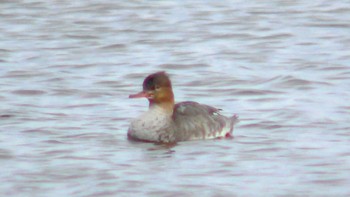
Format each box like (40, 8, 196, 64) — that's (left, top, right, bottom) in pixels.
(129, 72, 174, 109)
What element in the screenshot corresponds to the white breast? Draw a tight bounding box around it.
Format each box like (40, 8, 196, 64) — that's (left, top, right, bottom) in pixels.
(128, 107, 172, 142)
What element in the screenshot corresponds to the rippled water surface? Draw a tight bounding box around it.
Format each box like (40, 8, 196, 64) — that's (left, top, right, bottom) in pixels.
(1, 0, 350, 196)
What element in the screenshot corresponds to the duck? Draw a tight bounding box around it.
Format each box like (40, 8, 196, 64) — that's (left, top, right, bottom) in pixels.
(128, 71, 239, 143)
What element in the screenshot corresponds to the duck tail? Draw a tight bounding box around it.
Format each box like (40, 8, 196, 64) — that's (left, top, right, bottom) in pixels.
(231, 114, 239, 125)
(226, 114, 239, 138)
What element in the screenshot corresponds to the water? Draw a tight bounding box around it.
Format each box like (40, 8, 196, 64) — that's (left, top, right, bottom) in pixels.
(1, 0, 350, 196)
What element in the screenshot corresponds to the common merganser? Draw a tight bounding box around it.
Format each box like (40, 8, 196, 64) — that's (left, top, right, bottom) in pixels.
(128, 71, 239, 143)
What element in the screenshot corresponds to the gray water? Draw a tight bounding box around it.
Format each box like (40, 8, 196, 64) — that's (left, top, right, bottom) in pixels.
(1, 0, 350, 196)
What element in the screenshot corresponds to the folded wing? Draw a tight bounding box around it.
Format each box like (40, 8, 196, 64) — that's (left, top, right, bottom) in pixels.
(172, 101, 238, 141)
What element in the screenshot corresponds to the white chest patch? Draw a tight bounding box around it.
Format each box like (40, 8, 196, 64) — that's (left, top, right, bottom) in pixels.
(128, 107, 172, 141)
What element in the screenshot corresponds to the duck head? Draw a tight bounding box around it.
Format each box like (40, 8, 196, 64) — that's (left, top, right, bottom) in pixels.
(129, 71, 175, 111)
